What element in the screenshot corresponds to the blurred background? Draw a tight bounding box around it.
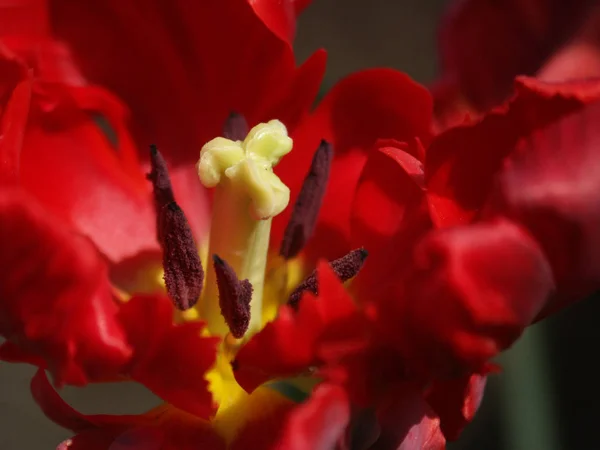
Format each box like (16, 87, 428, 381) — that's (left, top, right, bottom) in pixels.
(1, 0, 599, 448)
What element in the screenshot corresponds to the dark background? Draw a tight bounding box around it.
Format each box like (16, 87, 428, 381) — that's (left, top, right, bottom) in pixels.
(1, 1, 598, 448)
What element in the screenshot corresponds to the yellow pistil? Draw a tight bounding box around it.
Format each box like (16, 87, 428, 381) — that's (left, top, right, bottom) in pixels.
(197, 120, 292, 336)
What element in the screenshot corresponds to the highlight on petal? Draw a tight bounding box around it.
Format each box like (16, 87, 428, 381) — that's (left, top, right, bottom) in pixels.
(117, 294, 220, 419)
(0, 189, 131, 385)
(425, 373, 487, 441)
(234, 261, 368, 393)
(489, 99, 600, 315)
(385, 219, 555, 376)
(374, 383, 446, 450)
(248, 0, 305, 45)
(426, 77, 600, 228)
(0, 73, 31, 185)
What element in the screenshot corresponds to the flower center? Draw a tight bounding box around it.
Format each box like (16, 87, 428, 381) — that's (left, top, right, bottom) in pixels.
(146, 114, 368, 431)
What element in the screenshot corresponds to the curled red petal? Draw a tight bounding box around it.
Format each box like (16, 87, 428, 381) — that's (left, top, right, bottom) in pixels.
(118, 294, 219, 418)
(19, 85, 158, 264)
(274, 69, 433, 260)
(0, 189, 132, 385)
(272, 384, 350, 450)
(351, 143, 432, 297)
(234, 261, 368, 392)
(425, 373, 486, 441)
(0, 72, 31, 186)
(386, 219, 554, 376)
(50, 0, 324, 167)
(373, 383, 446, 450)
(248, 0, 300, 45)
(489, 99, 600, 315)
(426, 77, 600, 228)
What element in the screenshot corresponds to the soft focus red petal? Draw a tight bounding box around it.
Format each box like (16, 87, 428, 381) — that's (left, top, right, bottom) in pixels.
(273, 69, 433, 259)
(384, 219, 554, 376)
(234, 261, 368, 392)
(538, 3, 600, 81)
(118, 294, 219, 419)
(32, 370, 225, 450)
(426, 77, 600, 228)
(372, 383, 445, 450)
(489, 99, 600, 316)
(425, 374, 486, 441)
(351, 143, 432, 298)
(50, 0, 324, 166)
(0, 189, 132, 385)
(0, 73, 31, 185)
(436, 0, 593, 112)
(271, 384, 350, 450)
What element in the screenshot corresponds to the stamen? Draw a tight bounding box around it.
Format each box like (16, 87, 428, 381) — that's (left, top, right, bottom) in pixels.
(159, 203, 204, 310)
(288, 248, 368, 308)
(280, 140, 334, 259)
(222, 112, 249, 141)
(213, 255, 253, 339)
(147, 144, 175, 210)
(148, 146, 204, 310)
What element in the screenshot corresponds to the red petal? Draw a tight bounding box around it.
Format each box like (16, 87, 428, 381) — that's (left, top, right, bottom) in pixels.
(32, 370, 225, 450)
(274, 69, 433, 260)
(118, 294, 219, 418)
(350, 143, 432, 297)
(19, 85, 158, 264)
(425, 374, 486, 441)
(385, 219, 554, 375)
(374, 383, 446, 450)
(538, 4, 600, 81)
(489, 99, 600, 315)
(436, 0, 593, 112)
(426, 77, 600, 228)
(234, 261, 367, 392)
(248, 0, 299, 45)
(0, 189, 132, 385)
(0, 73, 31, 185)
(0, 0, 50, 36)
(272, 384, 350, 450)
(50, 0, 324, 166)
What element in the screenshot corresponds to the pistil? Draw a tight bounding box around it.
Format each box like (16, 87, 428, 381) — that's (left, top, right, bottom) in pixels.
(197, 119, 292, 335)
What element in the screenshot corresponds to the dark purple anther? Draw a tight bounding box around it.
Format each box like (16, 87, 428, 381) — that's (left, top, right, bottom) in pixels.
(148, 146, 204, 310)
(288, 248, 368, 309)
(147, 144, 175, 211)
(223, 112, 249, 141)
(213, 255, 253, 338)
(280, 140, 333, 259)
